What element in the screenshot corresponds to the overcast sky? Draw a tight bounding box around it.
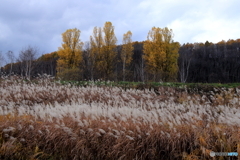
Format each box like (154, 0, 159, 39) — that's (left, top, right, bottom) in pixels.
(0, 0, 240, 61)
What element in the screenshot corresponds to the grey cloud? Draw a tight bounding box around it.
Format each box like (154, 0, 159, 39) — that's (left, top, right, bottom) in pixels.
(0, 0, 240, 60)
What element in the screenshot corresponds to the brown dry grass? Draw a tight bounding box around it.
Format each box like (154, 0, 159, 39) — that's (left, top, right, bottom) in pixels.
(0, 77, 239, 159)
(1, 115, 238, 159)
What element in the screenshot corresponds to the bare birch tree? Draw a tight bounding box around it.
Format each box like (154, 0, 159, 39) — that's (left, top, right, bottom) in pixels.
(19, 46, 38, 80)
(178, 45, 193, 83)
(0, 51, 5, 76)
(6, 50, 15, 75)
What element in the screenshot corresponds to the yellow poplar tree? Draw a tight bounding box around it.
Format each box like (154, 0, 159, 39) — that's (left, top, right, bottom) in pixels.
(57, 28, 83, 80)
(143, 27, 165, 81)
(121, 31, 133, 81)
(164, 41, 180, 81)
(162, 27, 180, 81)
(143, 27, 179, 81)
(100, 21, 117, 80)
(90, 26, 103, 80)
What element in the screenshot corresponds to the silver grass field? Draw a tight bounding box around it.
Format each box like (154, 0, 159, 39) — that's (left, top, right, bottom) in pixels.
(0, 75, 239, 159)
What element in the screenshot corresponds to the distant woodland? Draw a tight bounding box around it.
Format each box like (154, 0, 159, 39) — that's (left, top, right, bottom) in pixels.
(1, 22, 240, 83)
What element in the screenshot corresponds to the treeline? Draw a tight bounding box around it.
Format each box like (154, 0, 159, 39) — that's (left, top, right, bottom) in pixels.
(1, 21, 179, 82)
(1, 21, 240, 83)
(1, 42, 150, 82)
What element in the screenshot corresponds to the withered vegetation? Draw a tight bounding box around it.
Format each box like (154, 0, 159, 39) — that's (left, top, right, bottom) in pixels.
(0, 75, 239, 159)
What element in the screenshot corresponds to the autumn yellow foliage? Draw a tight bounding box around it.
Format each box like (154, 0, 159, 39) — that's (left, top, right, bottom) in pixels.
(90, 27, 103, 80)
(57, 28, 83, 79)
(121, 31, 133, 81)
(99, 22, 117, 80)
(143, 27, 179, 81)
